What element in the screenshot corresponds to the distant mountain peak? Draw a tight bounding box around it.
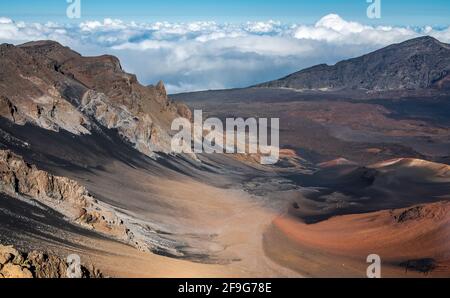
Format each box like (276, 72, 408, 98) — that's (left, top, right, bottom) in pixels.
(408, 35, 441, 44)
(256, 36, 450, 92)
(388, 36, 447, 50)
(19, 40, 65, 48)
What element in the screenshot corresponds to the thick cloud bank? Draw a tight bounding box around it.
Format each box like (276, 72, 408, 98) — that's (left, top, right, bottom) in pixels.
(1, 14, 449, 93)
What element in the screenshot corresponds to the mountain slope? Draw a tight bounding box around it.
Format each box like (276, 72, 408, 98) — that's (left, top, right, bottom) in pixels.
(256, 36, 450, 91)
(1, 39, 450, 278)
(0, 40, 191, 157)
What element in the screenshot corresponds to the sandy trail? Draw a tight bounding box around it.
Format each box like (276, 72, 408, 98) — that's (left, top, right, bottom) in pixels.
(61, 158, 300, 277)
(126, 178, 300, 277)
(74, 178, 300, 277)
(78, 187, 300, 278)
(1, 173, 300, 277)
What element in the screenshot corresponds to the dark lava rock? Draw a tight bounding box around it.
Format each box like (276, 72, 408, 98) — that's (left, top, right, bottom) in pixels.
(257, 36, 450, 92)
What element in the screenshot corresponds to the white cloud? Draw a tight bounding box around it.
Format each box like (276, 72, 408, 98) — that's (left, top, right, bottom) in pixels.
(292, 14, 420, 45)
(0, 17, 13, 24)
(0, 14, 449, 93)
(245, 20, 281, 33)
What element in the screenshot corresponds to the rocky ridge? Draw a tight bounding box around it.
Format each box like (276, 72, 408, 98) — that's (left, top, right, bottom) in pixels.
(0, 40, 191, 157)
(0, 149, 149, 251)
(257, 36, 450, 92)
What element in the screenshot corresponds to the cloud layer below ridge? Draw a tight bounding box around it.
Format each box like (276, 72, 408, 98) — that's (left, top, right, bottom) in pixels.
(1, 14, 450, 93)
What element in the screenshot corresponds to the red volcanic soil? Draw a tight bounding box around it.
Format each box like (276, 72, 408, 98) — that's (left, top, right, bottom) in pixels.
(317, 157, 357, 168)
(264, 201, 450, 277)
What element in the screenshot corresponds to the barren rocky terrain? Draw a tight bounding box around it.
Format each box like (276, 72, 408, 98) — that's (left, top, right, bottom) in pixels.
(256, 36, 450, 91)
(1, 37, 449, 277)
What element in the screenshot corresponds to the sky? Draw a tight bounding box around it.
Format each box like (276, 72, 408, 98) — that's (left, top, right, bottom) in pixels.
(1, 0, 450, 93)
(1, 0, 450, 25)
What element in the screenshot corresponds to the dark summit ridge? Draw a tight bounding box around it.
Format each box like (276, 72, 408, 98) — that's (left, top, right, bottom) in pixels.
(256, 36, 450, 91)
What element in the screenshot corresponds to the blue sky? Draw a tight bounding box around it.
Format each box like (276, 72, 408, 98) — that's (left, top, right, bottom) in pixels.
(1, 1, 450, 92)
(1, 0, 449, 26)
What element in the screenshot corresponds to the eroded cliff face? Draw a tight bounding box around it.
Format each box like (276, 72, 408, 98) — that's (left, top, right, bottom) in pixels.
(0, 40, 191, 157)
(0, 150, 149, 251)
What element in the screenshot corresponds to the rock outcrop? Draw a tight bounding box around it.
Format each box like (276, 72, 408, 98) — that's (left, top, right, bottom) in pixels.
(0, 244, 102, 278)
(0, 40, 192, 157)
(0, 149, 148, 251)
(391, 203, 448, 223)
